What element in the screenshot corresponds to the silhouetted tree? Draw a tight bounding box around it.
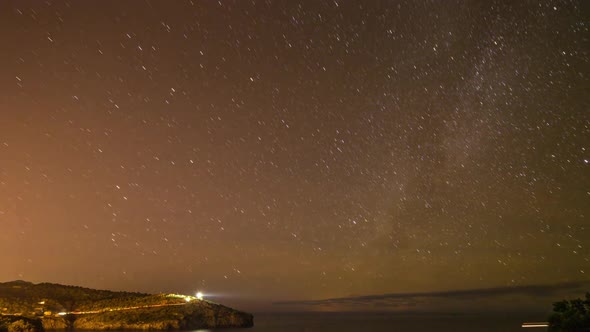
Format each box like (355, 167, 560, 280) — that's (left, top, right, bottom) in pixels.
(549, 292, 590, 332)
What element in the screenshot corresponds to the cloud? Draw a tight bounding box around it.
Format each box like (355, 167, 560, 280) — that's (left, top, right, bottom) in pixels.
(275, 281, 590, 311)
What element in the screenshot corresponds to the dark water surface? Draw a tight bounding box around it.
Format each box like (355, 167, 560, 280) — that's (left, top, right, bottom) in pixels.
(196, 312, 549, 332)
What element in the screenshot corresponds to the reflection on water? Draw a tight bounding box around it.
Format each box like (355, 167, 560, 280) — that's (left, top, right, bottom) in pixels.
(186, 312, 549, 332)
(85, 313, 548, 332)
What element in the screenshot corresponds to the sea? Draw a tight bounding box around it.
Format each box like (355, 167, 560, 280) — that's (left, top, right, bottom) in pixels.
(196, 312, 549, 331)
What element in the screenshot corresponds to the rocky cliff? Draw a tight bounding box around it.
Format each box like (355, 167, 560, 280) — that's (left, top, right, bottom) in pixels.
(39, 301, 253, 330)
(0, 316, 44, 332)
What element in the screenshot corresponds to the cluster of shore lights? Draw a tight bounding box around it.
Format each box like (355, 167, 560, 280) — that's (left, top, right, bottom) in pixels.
(181, 292, 204, 302)
(168, 292, 204, 302)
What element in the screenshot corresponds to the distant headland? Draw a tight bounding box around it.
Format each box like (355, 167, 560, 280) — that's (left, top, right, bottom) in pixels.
(0, 280, 253, 331)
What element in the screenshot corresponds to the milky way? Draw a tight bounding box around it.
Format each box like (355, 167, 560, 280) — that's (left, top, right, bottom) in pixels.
(0, 1, 588, 311)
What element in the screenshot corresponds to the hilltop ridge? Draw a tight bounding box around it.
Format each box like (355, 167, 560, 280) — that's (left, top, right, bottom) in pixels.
(0, 281, 253, 331)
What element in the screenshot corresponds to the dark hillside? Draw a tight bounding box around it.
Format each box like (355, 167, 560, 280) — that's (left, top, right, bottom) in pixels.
(0, 281, 253, 330)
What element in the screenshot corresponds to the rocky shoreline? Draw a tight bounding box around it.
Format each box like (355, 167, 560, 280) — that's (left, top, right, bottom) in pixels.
(40, 302, 253, 330)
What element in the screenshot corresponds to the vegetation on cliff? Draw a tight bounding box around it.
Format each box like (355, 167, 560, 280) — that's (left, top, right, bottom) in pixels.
(548, 292, 590, 332)
(0, 281, 253, 330)
(0, 316, 43, 332)
(70, 300, 253, 329)
(0, 281, 149, 315)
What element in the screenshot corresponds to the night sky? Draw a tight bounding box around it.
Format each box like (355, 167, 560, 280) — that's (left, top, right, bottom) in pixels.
(0, 1, 588, 312)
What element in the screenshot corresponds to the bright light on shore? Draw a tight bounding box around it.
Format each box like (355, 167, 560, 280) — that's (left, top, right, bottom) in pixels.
(196, 292, 203, 300)
(522, 322, 549, 328)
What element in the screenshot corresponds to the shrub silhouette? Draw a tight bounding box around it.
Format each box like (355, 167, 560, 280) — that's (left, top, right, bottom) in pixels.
(548, 292, 590, 332)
